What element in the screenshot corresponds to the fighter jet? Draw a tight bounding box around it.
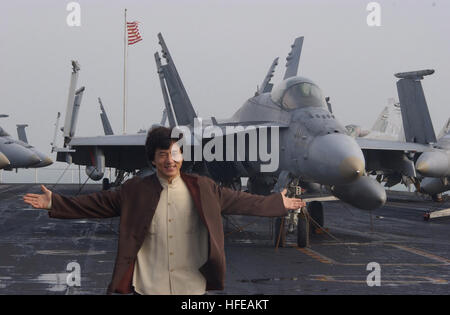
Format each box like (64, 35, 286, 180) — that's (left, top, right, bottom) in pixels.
(0, 117, 52, 170)
(53, 35, 434, 247)
(350, 101, 404, 141)
(350, 71, 448, 196)
(370, 70, 449, 199)
(152, 33, 441, 248)
(414, 109, 450, 198)
(346, 101, 412, 188)
(154, 33, 433, 210)
(417, 121, 450, 199)
(416, 122, 450, 181)
(15, 124, 53, 168)
(53, 61, 161, 190)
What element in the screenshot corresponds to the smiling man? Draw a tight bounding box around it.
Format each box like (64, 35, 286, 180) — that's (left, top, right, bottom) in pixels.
(23, 126, 305, 295)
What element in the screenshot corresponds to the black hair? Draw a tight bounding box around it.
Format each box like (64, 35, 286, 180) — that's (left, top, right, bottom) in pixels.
(145, 126, 182, 164)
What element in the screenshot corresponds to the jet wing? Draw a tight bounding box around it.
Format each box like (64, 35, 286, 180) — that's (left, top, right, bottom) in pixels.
(356, 138, 432, 152)
(68, 134, 146, 146)
(57, 134, 148, 171)
(357, 138, 433, 178)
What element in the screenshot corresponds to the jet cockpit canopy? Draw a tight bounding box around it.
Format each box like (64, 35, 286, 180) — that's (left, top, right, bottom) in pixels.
(271, 77, 327, 110)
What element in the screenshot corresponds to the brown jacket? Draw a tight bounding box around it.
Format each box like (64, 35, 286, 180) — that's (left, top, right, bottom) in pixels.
(49, 172, 287, 294)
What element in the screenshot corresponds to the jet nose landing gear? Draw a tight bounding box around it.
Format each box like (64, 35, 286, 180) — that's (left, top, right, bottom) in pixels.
(273, 184, 325, 248)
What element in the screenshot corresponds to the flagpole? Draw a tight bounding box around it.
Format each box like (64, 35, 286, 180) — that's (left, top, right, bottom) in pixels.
(123, 8, 128, 134)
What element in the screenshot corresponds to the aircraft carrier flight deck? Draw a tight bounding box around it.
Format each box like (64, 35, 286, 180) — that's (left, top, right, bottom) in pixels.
(1, 184, 449, 295)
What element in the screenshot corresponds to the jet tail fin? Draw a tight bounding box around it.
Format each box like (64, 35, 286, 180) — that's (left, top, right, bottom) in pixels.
(160, 109, 168, 126)
(62, 61, 81, 146)
(283, 37, 304, 80)
(369, 103, 404, 140)
(16, 124, 29, 143)
(258, 57, 279, 94)
(395, 69, 436, 144)
(437, 118, 450, 139)
(51, 112, 61, 153)
(156, 33, 197, 126)
(155, 51, 177, 128)
(67, 86, 85, 140)
(98, 98, 114, 135)
(371, 106, 390, 133)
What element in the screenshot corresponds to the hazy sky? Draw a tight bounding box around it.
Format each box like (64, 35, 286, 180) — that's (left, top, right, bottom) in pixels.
(0, 0, 449, 180)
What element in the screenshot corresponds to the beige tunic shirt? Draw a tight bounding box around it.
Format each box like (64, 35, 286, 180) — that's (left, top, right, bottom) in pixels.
(132, 174, 209, 295)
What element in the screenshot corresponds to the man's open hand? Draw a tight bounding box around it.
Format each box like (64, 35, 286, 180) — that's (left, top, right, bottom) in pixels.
(281, 189, 306, 210)
(23, 185, 52, 210)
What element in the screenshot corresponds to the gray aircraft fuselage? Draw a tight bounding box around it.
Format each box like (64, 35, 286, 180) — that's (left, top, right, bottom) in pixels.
(191, 76, 386, 210)
(0, 136, 40, 169)
(155, 33, 386, 210)
(0, 126, 52, 169)
(219, 76, 365, 186)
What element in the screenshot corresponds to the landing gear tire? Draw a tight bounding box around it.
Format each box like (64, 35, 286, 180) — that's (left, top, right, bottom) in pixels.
(432, 194, 444, 202)
(297, 210, 308, 248)
(274, 217, 286, 248)
(308, 201, 324, 233)
(102, 178, 110, 191)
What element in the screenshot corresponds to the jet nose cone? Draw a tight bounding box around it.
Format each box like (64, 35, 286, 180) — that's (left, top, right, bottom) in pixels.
(339, 156, 365, 181)
(42, 157, 53, 167)
(0, 152, 11, 169)
(306, 133, 365, 185)
(28, 153, 41, 166)
(35, 156, 53, 168)
(416, 151, 450, 177)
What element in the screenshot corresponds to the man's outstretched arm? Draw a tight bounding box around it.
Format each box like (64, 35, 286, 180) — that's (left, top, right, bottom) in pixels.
(24, 184, 122, 219)
(216, 182, 306, 217)
(23, 185, 53, 210)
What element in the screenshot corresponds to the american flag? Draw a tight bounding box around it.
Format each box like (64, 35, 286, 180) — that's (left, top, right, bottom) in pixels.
(127, 21, 142, 45)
